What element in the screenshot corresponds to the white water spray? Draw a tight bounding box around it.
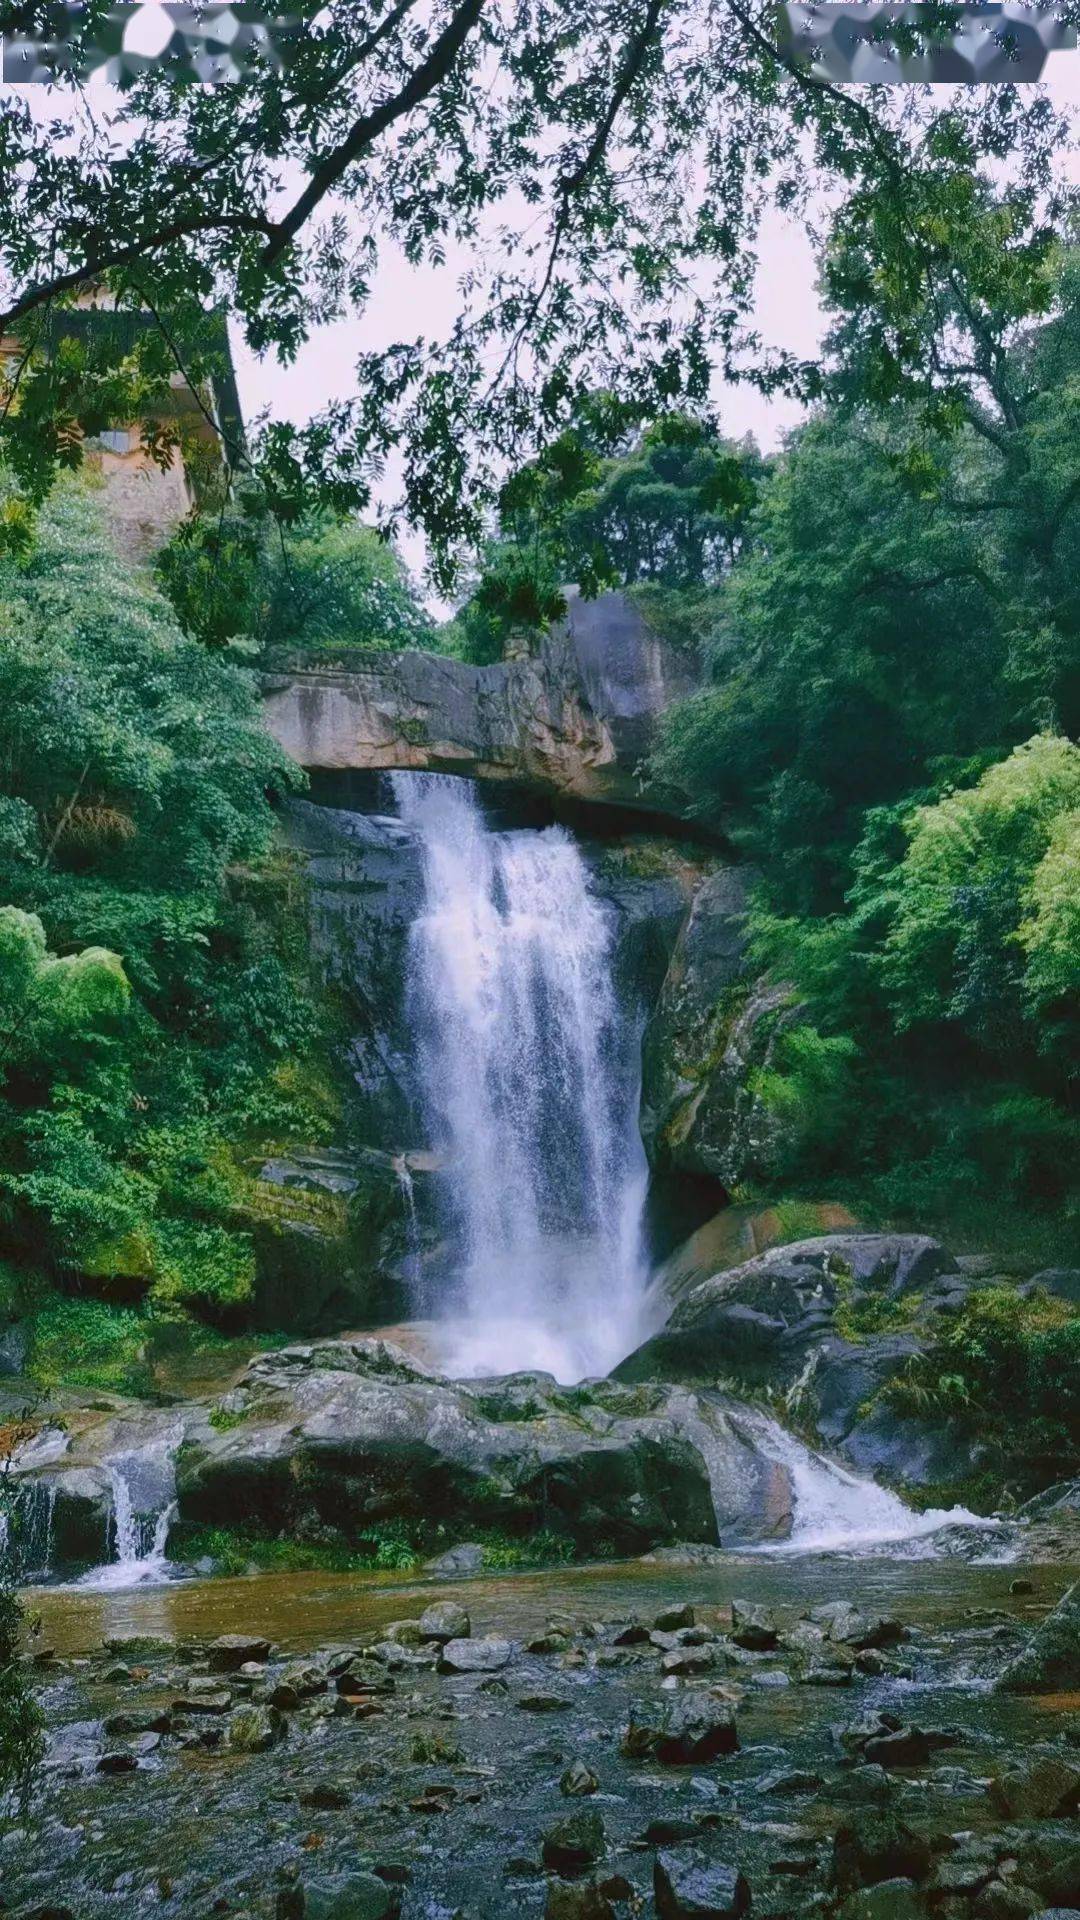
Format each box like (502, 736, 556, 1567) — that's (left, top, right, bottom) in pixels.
(77, 1430, 181, 1590)
(393, 772, 649, 1382)
(742, 1414, 993, 1555)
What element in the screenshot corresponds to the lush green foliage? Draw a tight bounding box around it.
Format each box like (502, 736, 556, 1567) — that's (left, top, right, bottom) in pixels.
(887, 1287, 1080, 1499)
(158, 513, 434, 656)
(0, 1582, 40, 1802)
(448, 412, 763, 662)
(655, 201, 1080, 1255)
(178, 1519, 580, 1576)
(0, 475, 339, 1361)
(3, 2, 1059, 582)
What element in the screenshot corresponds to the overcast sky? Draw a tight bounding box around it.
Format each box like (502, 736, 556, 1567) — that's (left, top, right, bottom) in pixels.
(224, 51, 1080, 603)
(12, 16, 1080, 604)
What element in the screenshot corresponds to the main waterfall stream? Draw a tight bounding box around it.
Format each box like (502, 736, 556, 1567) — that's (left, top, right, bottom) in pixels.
(393, 772, 649, 1381)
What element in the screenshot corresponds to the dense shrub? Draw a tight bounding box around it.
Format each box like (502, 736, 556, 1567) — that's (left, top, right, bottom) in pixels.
(0, 475, 341, 1360)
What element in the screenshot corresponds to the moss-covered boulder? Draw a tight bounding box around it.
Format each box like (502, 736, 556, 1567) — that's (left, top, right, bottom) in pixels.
(996, 1582, 1080, 1693)
(639, 868, 798, 1190)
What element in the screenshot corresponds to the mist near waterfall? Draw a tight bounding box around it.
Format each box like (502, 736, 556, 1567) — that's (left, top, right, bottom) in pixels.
(393, 772, 649, 1382)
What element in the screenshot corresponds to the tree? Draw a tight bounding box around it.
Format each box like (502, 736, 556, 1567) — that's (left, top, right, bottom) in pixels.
(0, 1, 1068, 580)
(157, 512, 434, 655)
(562, 415, 764, 586)
(0, 473, 330, 1325)
(447, 409, 763, 661)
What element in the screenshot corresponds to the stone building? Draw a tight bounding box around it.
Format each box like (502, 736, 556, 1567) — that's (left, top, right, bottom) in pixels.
(0, 285, 243, 563)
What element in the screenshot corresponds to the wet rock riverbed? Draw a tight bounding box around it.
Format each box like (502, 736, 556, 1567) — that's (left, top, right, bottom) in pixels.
(9, 1556, 1080, 1919)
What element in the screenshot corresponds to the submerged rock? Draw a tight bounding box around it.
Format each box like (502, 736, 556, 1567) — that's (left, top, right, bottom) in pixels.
(207, 1633, 272, 1672)
(560, 1758, 599, 1797)
(989, 1755, 1080, 1818)
(418, 1601, 470, 1642)
(832, 1813, 933, 1895)
(730, 1599, 778, 1650)
(279, 1875, 400, 1919)
(438, 1635, 512, 1673)
(624, 1696, 739, 1765)
(541, 1809, 606, 1876)
(653, 1849, 751, 1919)
(227, 1705, 286, 1753)
(543, 1879, 616, 1920)
(997, 1584, 1080, 1693)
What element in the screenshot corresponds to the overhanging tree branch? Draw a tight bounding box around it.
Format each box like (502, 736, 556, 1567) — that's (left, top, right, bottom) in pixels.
(260, 0, 487, 269)
(0, 215, 275, 336)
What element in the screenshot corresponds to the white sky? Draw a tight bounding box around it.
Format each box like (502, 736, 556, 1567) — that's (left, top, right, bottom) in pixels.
(7, 14, 1080, 603)
(225, 51, 1080, 602)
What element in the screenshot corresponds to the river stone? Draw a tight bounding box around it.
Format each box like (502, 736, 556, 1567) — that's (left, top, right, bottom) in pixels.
(832, 1814, 933, 1894)
(283, 1875, 399, 1919)
(997, 1584, 1080, 1693)
(655, 1604, 695, 1631)
(172, 1689, 232, 1714)
(560, 1758, 599, 1796)
(228, 1705, 286, 1753)
(990, 1755, 1080, 1818)
(543, 1880, 616, 1919)
(542, 1810, 606, 1876)
(862, 1726, 934, 1770)
(207, 1633, 273, 1672)
(380, 1619, 427, 1646)
(425, 1543, 484, 1575)
(730, 1599, 778, 1650)
(654, 1849, 750, 1919)
(662, 1648, 718, 1676)
(419, 1601, 470, 1642)
(625, 1696, 739, 1765)
(103, 1709, 172, 1736)
(438, 1635, 512, 1673)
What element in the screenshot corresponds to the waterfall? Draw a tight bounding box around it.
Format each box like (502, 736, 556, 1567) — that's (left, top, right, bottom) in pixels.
(392, 772, 648, 1382)
(0, 1481, 56, 1579)
(739, 1412, 994, 1555)
(76, 1430, 181, 1590)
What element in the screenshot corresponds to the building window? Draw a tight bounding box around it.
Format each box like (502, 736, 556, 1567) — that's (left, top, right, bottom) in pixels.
(98, 428, 131, 454)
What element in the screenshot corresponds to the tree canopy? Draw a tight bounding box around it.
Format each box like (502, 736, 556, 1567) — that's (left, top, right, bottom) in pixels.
(0, 2, 1072, 582)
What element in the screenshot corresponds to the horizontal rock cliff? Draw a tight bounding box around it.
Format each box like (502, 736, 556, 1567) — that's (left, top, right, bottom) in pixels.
(261, 589, 701, 816)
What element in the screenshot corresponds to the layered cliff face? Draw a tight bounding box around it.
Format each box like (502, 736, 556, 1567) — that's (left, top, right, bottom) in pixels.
(261, 589, 701, 817)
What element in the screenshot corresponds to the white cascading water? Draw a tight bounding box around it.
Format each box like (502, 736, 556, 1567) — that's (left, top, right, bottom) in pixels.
(76, 1432, 180, 1589)
(741, 1414, 993, 1554)
(393, 772, 649, 1382)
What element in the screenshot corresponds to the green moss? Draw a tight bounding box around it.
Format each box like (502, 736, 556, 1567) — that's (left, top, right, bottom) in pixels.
(28, 1296, 150, 1396)
(832, 1260, 918, 1345)
(174, 1518, 585, 1577)
(207, 1405, 248, 1433)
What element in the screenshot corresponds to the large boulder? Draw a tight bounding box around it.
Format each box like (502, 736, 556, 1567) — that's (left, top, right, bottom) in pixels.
(262, 588, 701, 817)
(10, 1338, 826, 1571)
(237, 1146, 425, 1332)
(617, 1232, 989, 1490)
(996, 1584, 1080, 1694)
(173, 1341, 798, 1553)
(619, 1233, 954, 1388)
